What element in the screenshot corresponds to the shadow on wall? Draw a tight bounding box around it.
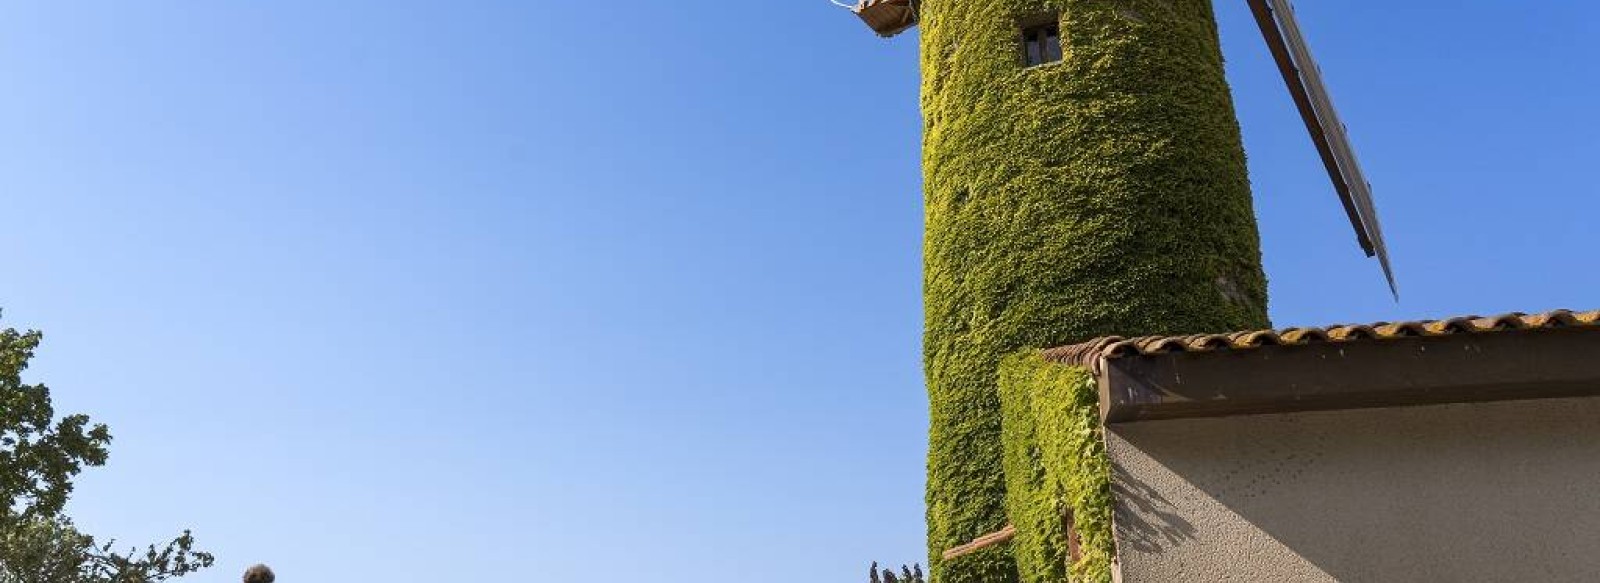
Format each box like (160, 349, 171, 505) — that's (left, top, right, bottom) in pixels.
(1109, 464, 1194, 555)
(1109, 397, 1600, 582)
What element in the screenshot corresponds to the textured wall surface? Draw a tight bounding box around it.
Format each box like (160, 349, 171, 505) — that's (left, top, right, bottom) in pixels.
(1108, 396, 1600, 582)
(918, 0, 1270, 581)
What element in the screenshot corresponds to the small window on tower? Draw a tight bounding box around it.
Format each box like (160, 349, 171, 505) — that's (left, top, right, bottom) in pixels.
(1021, 21, 1063, 67)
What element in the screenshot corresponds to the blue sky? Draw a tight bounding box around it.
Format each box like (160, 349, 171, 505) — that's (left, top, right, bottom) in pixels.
(1, 2, 1595, 581)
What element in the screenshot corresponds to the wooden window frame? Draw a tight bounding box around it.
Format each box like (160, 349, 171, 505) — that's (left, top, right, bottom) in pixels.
(1020, 16, 1063, 67)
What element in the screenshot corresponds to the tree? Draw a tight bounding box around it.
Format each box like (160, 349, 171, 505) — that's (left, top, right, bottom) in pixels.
(0, 315, 214, 582)
(0, 517, 210, 583)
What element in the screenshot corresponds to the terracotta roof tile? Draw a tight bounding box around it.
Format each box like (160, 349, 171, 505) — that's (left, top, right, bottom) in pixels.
(1042, 309, 1600, 373)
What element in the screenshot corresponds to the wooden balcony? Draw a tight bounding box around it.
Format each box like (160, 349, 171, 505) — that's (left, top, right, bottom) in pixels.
(854, 0, 918, 38)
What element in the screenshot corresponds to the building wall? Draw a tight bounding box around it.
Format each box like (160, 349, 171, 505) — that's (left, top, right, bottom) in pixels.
(1107, 395, 1600, 582)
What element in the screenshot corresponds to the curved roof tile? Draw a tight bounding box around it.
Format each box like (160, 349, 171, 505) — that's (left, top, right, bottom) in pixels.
(1043, 309, 1600, 373)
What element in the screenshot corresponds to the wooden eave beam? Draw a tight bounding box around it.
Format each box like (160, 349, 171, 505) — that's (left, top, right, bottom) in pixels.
(1098, 327, 1600, 424)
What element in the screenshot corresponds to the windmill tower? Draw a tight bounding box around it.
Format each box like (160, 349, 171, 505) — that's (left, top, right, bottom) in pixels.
(841, 1, 1391, 582)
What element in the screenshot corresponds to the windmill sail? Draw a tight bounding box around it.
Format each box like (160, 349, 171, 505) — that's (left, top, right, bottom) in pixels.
(1249, 0, 1397, 298)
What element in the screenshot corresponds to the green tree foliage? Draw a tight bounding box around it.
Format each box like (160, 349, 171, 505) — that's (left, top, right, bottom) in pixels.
(919, 1, 1271, 581)
(0, 327, 110, 526)
(0, 315, 214, 582)
(0, 517, 210, 583)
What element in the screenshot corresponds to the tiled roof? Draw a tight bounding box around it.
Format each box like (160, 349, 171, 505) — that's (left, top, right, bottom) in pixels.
(1044, 309, 1600, 372)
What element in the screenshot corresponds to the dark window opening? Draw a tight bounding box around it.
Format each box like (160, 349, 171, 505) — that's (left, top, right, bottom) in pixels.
(1022, 22, 1062, 67)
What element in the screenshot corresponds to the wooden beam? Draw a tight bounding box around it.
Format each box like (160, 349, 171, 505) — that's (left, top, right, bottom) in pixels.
(1099, 327, 1600, 424)
(855, 0, 919, 38)
(941, 525, 1017, 561)
(1247, 0, 1397, 297)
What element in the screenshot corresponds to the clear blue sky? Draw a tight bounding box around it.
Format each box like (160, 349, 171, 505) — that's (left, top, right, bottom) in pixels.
(1, 2, 1595, 581)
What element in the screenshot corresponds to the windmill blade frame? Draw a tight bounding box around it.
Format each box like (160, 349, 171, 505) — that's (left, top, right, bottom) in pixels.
(1248, 0, 1398, 297)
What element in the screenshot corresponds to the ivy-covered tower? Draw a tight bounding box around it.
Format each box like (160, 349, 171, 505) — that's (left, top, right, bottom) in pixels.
(916, 1, 1271, 581)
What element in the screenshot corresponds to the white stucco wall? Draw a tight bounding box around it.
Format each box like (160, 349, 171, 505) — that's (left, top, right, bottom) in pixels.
(1107, 395, 1600, 582)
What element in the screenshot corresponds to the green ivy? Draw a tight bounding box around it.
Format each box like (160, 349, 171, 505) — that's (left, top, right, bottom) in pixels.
(998, 353, 1113, 583)
(919, 1, 1271, 581)
(997, 355, 1069, 583)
